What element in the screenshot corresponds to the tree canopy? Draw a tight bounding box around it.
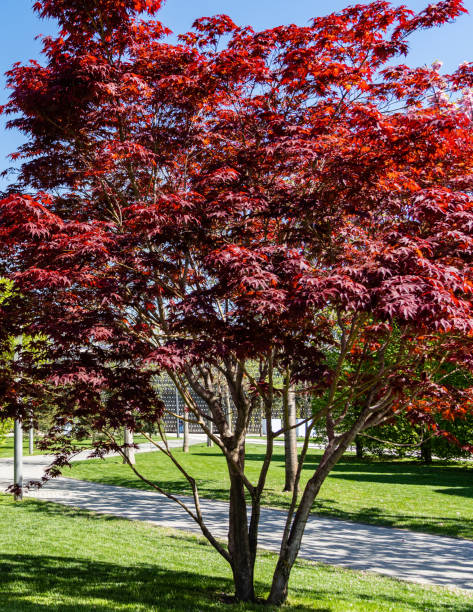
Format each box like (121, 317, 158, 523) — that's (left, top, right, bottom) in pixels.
(1, 0, 473, 604)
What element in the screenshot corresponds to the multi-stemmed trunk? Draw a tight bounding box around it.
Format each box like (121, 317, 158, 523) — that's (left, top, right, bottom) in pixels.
(179, 371, 366, 606)
(268, 427, 363, 605)
(268, 476, 323, 605)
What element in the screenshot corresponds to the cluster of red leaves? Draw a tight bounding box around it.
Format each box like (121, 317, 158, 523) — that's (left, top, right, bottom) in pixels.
(1, 0, 473, 443)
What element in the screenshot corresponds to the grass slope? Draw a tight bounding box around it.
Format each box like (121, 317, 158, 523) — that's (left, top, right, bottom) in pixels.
(69, 443, 473, 540)
(0, 433, 174, 458)
(0, 494, 471, 611)
(0, 436, 41, 458)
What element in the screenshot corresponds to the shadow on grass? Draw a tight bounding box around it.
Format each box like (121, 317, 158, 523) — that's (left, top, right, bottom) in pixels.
(3, 500, 472, 611)
(1, 551, 471, 612)
(206, 447, 473, 481)
(76, 445, 473, 491)
(308, 501, 473, 539)
(327, 472, 473, 496)
(15, 496, 123, 522)
(0, 553, 238, 612)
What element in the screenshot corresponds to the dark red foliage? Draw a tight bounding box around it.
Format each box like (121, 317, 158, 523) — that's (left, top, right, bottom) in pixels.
(1, 0, 473, 603)
(1, 0, 472, 435)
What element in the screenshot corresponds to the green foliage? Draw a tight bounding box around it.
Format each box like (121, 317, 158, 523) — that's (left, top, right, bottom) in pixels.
(0, 278, 56, 432)
(358, 414, 473, 461)
(313, 319, 473, 461)
(0, 278, 15, 305)
(0, 419, 13, 446)
(356, 361, 473, 461)
(0, 278, 15, 359)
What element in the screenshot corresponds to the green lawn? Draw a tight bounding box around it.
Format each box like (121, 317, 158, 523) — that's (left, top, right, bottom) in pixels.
(0, 433, 174, 458)
(69, 443, 473, 540)
(0, 494, 471, 611)
(0, 435, 42, 458)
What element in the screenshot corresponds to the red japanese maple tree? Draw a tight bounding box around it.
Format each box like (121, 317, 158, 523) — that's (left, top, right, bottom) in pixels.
(1, 0, 473, 604)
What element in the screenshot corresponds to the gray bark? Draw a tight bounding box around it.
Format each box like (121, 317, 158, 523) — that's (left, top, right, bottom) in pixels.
(183, 414, 189, 453)
(223, 386, 232, 433)
(207, 419, 213, 447)
(123, 428, 135, 465)
(283, 386, 298, 492)
(268, 425, 364, 605)
(175, 386, 181, 438)
(28, 423, 34, 455)
(227, 451, 256, 602)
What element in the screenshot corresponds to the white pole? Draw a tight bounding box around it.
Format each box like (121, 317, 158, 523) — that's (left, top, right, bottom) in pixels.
(14, 419, 23, 501)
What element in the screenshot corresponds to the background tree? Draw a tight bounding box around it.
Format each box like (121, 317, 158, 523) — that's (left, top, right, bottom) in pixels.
(1, 0, 473, 605)
(0, 279, 29, 418)
(0, 278, 14, 446)
(354, 366, 473, 461)
(283, 382, 298, 492)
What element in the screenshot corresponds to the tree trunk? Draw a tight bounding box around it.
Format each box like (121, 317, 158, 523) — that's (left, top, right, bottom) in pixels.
(175, 386, 181, 438)
(269, 428, 362, 605)
(227, 454, 256, 602)
(283, 387, 298, 492)
(223, 386, 232, 433)
(420, 436, 432, 463)
(268, 477, 320, 604)
(183, 412, 189, 453)
(28, 423, 34, 455)
(123, 428, 135, 465)
(207, 419, 213, 447)
(355, 437, 364, 460)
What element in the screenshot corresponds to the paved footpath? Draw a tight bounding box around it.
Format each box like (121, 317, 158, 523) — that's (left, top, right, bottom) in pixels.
(1, 438, 473, 593)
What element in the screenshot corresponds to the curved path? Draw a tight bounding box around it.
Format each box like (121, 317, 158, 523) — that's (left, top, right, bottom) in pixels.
(1, 440, 472, 593)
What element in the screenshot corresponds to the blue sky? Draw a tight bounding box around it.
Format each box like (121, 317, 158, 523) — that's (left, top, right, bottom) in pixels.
(1, 0, 472, 189)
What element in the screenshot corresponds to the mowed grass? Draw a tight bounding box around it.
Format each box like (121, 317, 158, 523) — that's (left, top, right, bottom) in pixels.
(0, 495, 472, 611)
(0, 433, 46, 458)
(0, 433, 174, 458)
(69, 443, 473, 540)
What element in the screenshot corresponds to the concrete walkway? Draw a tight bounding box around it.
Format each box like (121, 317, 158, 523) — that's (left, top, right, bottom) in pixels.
(1, 439, 473, 593)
